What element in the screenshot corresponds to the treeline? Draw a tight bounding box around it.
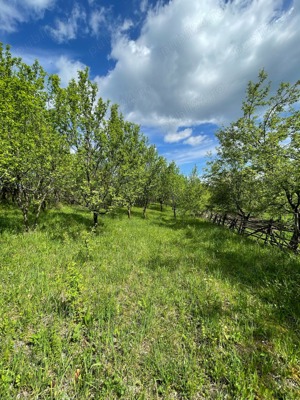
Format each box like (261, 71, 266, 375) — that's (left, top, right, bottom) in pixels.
(205, 70, 300, 252)
(1, 43, 299, 252)
(0, 44, 205, 230)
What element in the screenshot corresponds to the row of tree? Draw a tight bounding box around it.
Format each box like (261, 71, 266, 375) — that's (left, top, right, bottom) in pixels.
(205, 70, 300, 251)
(0, 44, 205, 230)
(2, 43, 298, 251)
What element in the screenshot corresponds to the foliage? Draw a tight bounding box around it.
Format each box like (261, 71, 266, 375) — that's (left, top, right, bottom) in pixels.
(180, 166, 209, 217)
(206, 70, 300, 250)
(0, 44, 70, 230)
(0, 42, 184, 229)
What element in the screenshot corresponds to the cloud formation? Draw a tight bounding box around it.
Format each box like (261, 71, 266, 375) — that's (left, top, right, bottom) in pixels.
(96, 0, 300, 135)
(90, 8, 107, 37)
(54, 56, 87, 86)
(165, 128, 192, 143)
(46, 3, 87, 43)
(14, 49, 87, 88)
(183, 135, 208, 147)
(163, 143, 217, 166)
(0, 0, 55, 32)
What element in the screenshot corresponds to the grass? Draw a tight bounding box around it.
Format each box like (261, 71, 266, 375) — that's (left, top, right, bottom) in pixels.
(0, 204, 299, 399)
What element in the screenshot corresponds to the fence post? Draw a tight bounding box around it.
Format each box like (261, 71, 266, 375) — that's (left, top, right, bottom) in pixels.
(222, 213, 227, 226)
(265, 219, 273, 245)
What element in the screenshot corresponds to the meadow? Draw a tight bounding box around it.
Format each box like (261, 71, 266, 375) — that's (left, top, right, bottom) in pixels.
(0, 205, 299, 399)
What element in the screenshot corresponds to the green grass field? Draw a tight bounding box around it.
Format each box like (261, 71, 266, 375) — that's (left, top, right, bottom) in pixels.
(0, 205, 299, 399)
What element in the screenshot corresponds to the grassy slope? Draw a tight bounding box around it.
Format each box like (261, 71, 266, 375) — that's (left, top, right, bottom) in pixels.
(0, 205, 299, 399)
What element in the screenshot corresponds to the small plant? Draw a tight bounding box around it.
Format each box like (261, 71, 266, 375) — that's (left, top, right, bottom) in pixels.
(56, 262, 86, 321)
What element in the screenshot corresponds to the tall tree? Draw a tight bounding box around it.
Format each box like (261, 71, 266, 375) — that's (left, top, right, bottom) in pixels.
(207, 70, 300, 250)
(116, 121, 148, 218)
(62, 68, 110, 226)
(0, 44, 69, 230)
(140, 146, 165, 218)
(180, 166, 207, 217)
(166, 161, 185, 219)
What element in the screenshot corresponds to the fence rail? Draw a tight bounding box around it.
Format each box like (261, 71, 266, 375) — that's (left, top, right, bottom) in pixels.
(203, 211, 298, 254)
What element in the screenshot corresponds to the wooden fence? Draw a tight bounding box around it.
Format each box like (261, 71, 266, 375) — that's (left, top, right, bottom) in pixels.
(202, 211, 298, 254)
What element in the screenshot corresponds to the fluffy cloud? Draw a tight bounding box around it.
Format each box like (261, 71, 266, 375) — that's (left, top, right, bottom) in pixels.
(165, 128, 192, 143)
(0, 0, 55, 32)
(46, 3, 111, 42)
(13, 49, 86, 88)
(96, 0, 300, 135)
(120, 19, 134, 33)
(54, 56, 87, 86)
(140, 0, 149, 13)
(90, 8, 107, 37)
(46, 3, 87, 43)
(24, 0, 55, 9)
(183, 134, 208, 146)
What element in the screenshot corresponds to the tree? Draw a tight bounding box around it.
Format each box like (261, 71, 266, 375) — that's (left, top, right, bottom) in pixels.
(140, 146, 165, 218)
(0, 44, 69, 230)
(165, 161, 185, 219)
(61, 68, 110, 226)
(116, 121, 148, 218)
(206, 70, 300, 250)
(180, 166, 207, 217)
(238, 71, 300, 249)
(155, 158, 169, 212)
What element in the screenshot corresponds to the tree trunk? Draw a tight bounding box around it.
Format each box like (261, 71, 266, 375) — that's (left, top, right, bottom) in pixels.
(265, 219, 274, 245)
(33, 195, 48, 229)
(222, 213, 227, 226)
(173, 205, 176, 219)
(289, 210, 299, 252)
(17, 182, 29, 232)
(143, 201, 148, 218)
(41, 200, 47, 211)
(229, 218, 237, 230)
(1, 186, 7, 201)
(160, 200, 163, 212)
(21, 206, 29, 232)
(93, 211, 98, 227)
(127, 205, 131, 219)
(33, 203, 43, 230)
(284, 189, 300, 252)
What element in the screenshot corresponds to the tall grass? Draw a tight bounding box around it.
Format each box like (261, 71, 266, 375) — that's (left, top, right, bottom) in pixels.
(0, 204, 299, 399)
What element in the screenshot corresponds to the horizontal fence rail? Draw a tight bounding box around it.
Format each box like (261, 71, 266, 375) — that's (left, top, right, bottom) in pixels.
(203, 211, 298, 254)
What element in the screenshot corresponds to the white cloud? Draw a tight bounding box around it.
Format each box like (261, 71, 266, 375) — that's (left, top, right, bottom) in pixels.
(12, 48, 87, 88)
(0, 2, 25, 32)
(0, 0, 55, 32)
(24, 0, 55, 9)
(95, 0, 300, 139)
(46, 3, 87, 43)
(54, 56, 87, 87)
(120, 19, 134, 32)
(165, 128, 192, 143)
(183, 134, 208, 146)
(163, 144, 217, 166)
(90, 7, 107, 36)
(140, 0, 148, 13)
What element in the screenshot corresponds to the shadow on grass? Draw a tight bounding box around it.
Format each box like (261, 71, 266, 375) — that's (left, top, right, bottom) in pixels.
(0, 205, 105, 237)
(146, 254, 179, 272)
(40, 208, 108, 240)
(151, 216, 300, 332)
(0, 205, 26, 234)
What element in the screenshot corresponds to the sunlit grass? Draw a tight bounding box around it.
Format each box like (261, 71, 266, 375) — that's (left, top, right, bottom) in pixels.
(0, 204, 299, 399)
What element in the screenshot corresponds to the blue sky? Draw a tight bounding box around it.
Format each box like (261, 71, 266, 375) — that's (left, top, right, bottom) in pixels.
(0, 0, 299, 175)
